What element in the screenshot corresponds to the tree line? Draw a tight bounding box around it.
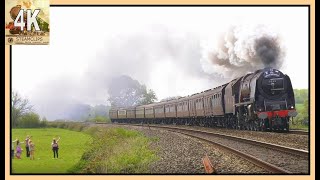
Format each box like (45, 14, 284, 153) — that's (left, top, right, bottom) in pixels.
(292, 89, 309, 127)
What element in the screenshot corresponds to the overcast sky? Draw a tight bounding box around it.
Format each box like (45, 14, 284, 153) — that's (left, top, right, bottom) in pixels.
(12, 7, 309, 120)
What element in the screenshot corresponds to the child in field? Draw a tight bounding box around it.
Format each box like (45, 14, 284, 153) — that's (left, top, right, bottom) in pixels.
(12, 138, 18, 159)
(52, 137, 60, 159)
(16, 140, 24, 159)
(29, 140, 35, 160)
(25, 135, 31, 157)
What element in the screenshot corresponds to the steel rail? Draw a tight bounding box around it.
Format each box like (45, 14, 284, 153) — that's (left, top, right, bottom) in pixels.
(289, 130, 308, 135)
(136, 124, 309, 158)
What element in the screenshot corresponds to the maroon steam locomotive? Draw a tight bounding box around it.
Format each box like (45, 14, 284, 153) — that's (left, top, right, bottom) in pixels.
(110, 68, 297, 132)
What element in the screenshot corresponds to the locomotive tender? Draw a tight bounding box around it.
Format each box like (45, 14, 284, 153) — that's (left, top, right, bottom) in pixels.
(110, 68, 297, 132)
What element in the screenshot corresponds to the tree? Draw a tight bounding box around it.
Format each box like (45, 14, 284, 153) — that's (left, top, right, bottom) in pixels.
(294, 89, 308, 104)
(11, 91, 33, 128)
(140, 89, 157, 105)
(40, 116, 48, 127)
(19, 112, 40, 128)
(107, 75, 157, 107)
(301, 99, 309, 125)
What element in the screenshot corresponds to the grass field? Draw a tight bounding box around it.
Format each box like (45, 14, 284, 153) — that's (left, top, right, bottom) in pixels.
(12, 128, 92, 173)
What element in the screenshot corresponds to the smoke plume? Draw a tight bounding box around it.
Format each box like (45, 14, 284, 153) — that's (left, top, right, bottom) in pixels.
(203, 25, 286, 78)
(29, 26, 219, 120)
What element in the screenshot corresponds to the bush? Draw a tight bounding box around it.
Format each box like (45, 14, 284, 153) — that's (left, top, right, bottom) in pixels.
(88, 116, 111, 123)
(66, 122, 86, 132)
(57, 122, 67, 129)
(39, 117, 48, 127)
(68, 127, 158, 173)
(18, 112, 40, 128)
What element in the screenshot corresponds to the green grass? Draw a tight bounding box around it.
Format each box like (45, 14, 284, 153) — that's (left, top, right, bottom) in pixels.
(289, 124, 309, 131)
(69, 127, 158, 174)
(12, 128, 92, 173)
(295, 103, 304, 112)
(290, 103, 309, 131)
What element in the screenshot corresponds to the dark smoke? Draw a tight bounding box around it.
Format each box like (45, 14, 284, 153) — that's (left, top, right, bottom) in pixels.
(204, 25, 286, 78)
(254, 37, 281, 68)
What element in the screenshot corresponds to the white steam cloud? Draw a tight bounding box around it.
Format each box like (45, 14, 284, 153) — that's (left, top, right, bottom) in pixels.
(201, 25, 286, 78)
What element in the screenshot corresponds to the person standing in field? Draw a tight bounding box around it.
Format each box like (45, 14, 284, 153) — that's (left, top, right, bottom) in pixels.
(29, 140, 35, 160)
(25, 135, 31, 157)
(11, 138, 18, 159)
(16, 140, 24, 159)
(52, 137, 60, 159)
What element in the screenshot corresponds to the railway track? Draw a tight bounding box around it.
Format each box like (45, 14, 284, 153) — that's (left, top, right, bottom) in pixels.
(289, 130, 309, 135)
(173, 130, 290, 174)
(112, 123, 309, 174)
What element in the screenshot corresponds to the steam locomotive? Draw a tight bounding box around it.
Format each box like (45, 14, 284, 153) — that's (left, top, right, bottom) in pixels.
(109, 68, 297, 132)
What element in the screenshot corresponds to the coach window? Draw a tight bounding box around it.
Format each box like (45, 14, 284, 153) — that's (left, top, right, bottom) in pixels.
(212, 98, 214, 107)
(195, 100, 198, 109)
(201, 99, 203, 109)
(215, 94, 217, 105)
(212, 96, 214, 107)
